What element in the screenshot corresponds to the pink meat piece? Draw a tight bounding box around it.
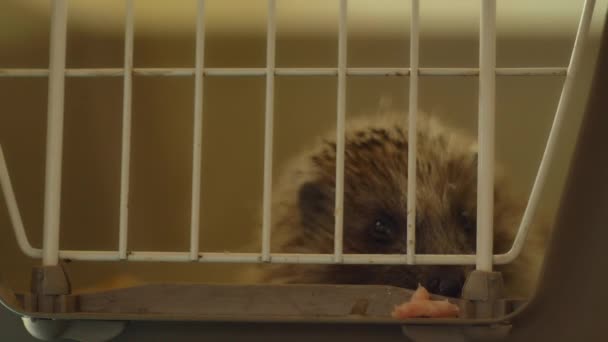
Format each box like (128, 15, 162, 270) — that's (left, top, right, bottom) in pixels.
(391, 285, 460, 319)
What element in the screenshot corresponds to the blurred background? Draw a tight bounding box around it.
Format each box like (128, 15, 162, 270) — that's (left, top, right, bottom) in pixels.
(0, 0, 606, 296)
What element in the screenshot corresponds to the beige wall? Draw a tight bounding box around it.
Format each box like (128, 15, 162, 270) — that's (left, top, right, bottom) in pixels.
(0, 3, 602, 293)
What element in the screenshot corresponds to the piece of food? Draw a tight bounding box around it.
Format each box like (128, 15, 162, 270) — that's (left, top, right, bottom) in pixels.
(391, 285, 460, 319)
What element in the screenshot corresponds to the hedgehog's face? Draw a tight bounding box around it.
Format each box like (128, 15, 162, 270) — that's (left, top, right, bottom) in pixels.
(295, 125, 486, 297)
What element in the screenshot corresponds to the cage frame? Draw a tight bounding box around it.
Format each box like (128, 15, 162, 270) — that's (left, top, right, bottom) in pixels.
(0, 0, 604, 341)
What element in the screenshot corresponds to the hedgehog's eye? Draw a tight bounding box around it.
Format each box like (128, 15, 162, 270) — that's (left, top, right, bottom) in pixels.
(459, 210, 476, 233)
(369, 215, 398, 243)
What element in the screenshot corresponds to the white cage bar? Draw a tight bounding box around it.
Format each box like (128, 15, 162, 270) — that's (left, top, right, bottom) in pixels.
(498, 0, 597, 264)
(261, 0, 276, 262)
(406, 0, 420, 265)
(42, 0, 68, 267)
(0, 67, 570, 78)
(118, 0, 134, 261)
(333, 0, 348, 263)
(189, 0, 206, 261)
(0, 147, 41, 259)
(476, 0, 497, 272)
(0, 0, 597, 267)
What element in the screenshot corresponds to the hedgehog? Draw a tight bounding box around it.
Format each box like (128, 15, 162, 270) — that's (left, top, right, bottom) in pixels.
(246, 111, 547, 298)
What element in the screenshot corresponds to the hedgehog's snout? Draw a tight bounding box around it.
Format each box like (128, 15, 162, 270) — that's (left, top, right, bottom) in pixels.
(423, 267, 466, 298)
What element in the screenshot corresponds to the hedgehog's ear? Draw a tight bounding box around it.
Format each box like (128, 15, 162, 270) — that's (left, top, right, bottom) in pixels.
(298, 181, 327, 227)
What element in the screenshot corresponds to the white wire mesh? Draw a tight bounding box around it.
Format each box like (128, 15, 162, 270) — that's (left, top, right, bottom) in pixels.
(0, 0, 598, 267)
